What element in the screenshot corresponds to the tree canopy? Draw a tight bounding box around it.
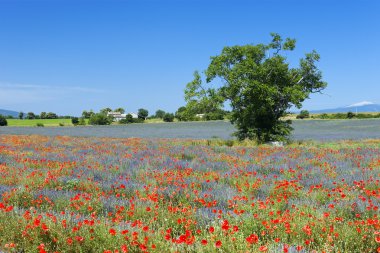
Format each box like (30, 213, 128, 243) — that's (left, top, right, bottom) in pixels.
(138, 108, 149, 120)
(185, 33, 327, 143)
(155, 109, 166, 119)
(114, 108, 125, 114)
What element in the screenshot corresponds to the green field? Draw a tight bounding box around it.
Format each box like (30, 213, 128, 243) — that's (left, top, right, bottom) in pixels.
(6, 119, 74, 127)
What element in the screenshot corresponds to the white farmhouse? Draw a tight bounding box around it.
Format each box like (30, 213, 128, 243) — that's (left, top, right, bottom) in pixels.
(128, 112, 138, 119)
(107, 112, 138, 122)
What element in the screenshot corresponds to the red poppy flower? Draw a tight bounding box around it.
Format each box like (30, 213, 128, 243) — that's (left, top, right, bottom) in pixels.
(246, 234, 259, 244)
(109, 228, 117, 236)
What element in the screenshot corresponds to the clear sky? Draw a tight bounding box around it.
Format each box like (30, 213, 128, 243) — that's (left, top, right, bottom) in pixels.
(0, 0, 379, 116)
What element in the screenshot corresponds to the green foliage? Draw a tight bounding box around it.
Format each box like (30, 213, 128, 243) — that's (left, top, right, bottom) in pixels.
(46, 112, 58, 119)
(355, 113, 380, 119)
(100, 108, 112, 115)
(347, 111, 355, 119)
(82, 110, 94, 119)
(26, 112, 36, 119)
(36, 123, 44, 127)
(163, 113, 175, 122)
(40, 112, 47, 119)
(175, 106, 194, 121)
(155, 109, 166, 119)
(120, 114, 144, 124)
(88, 113, 112, 125)
(71, 117, 79, 125)
(138, 108, 149, 119)
(296, 110, 310, 119)
(0, 115, 8, 126)
(119, 114, 144, 124)
(114, 107, 125, 114)
(187, 33, 327, 143)
(132, 117, 145, 123)
(125, 114, 134, 123)
(18, 111, 24, 119)
(204, 109, 226, 120)
(183, 71, 225, 121)
(319, 113, 329, 119)
(78, 117, 86, 125)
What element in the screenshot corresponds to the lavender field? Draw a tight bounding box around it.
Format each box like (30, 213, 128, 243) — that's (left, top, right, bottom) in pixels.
(1, 119, 380, 141)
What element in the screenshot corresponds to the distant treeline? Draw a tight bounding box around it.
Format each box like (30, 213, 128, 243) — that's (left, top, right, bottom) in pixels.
(296, 110, 380, 120)
(314, 112, 380, 119)
(1, 112, 71, 120)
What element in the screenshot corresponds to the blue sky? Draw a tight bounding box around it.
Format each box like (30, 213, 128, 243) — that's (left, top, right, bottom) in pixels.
(0, 0, 379, 116)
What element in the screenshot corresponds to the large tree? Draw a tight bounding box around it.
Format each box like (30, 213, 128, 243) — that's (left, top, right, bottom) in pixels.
(155, 109, 166, 119)
(183, 71, 224, 120)
(114, 107, 125, 114)
(137, 108, 149, 120)
(26, 112, 36, 120)
(187, 33, 327, 143)
(100, 108, 112, 115)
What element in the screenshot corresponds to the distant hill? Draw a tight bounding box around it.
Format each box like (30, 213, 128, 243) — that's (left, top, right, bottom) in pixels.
(310, 101, 380, 114)
(0, 109, 19, 118)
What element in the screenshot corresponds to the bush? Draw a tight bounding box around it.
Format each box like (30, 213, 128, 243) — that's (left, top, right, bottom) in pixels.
(0, 115, 8, 126)
(163, 113, 175, 122)
(204, 111, 225, 121)
(120, 114, 134, 124)
(132, 118, 144, 123)
(88, 113, 112, 125)
(78, 117, 86, 125)
(59, 123, 64, 126)
(296, 110, 310, 119)
(332, 113, 346, 119)
(71, 117, 79, 125)
(319, 113, 329, 119)
(36, 123, 44, 127)
(347, 111, 355, 119)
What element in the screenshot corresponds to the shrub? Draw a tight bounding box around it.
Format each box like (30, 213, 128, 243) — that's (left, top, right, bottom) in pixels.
(163, 113, 175, 122)
(319, 113, 329, 119)
(78, 117, 86, 125)
(120, 114, 134, 124)
(334, 113, 347, 119)
(71, 117, 79, 125)
(296, 110, 310, 119)
(356, 113, 375, 119)
(132, 118, 144, 123)
(347, 111, 355, 119)
(59, 123, 64, 126)
(88, 113, 112, 125)
(36, 123, 44, 127)
(204, 110, 225, 120)
(0, 115, 8, 126)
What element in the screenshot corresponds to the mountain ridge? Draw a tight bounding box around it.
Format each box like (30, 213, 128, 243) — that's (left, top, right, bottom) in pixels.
(0, 109, 19, 118)
(309, 101, 380, 113)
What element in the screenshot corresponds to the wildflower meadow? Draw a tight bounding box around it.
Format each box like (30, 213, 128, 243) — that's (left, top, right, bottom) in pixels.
(0, 135, 379, 252)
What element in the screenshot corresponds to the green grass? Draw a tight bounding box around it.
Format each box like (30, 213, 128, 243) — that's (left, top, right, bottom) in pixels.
(7, 119, 74, 127)
(144, 118, 180, 123)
